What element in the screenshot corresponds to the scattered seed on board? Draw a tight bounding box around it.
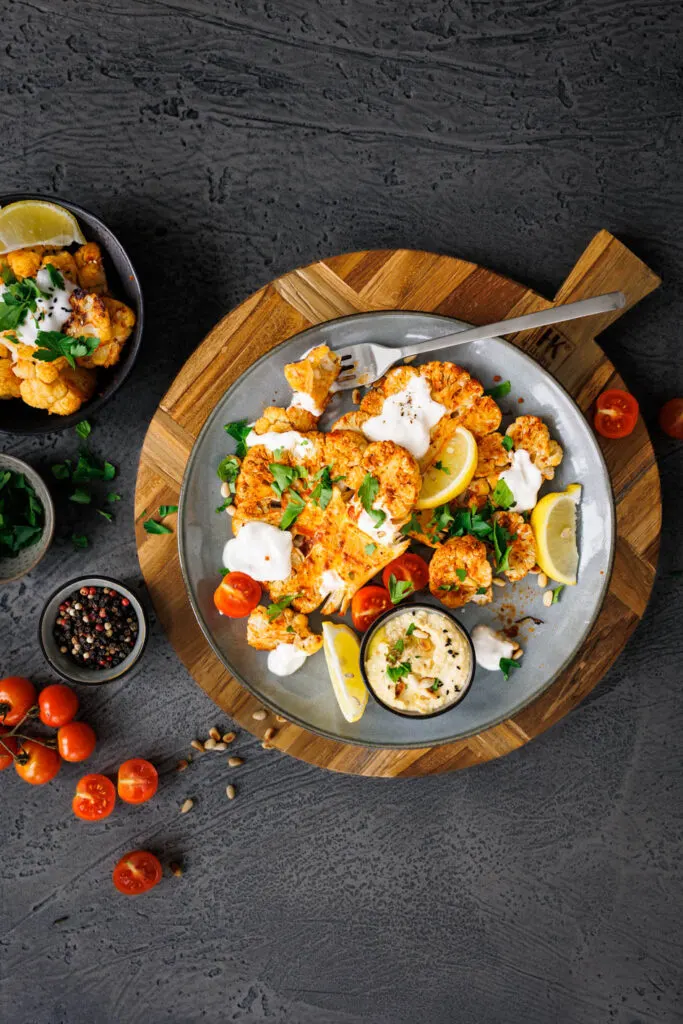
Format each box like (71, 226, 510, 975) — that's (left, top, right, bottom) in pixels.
(226, 784, 236, 800)
(222, 732, 236, 744)
(537, 573, 548, 588)
(492, 578, 506, 588)
(262, 741, 273, 750)
(169, 862, 183, 877)
(513, 648, 524, 660)
(190, 740, 205, 753)
(209, 727, 221, 741)
(228, 756, 244, 767)
(212, 742, 227, 751)
(275, 716, 286, 724)
(220, 482, 231, 498)
(264, 727, 276, 741)
(204, 737, 217, 750)
(252, 709, 267, 721)
(180, 798, 194, 814)
(176, 758, 190, 772)
(543, 590, 553, 607)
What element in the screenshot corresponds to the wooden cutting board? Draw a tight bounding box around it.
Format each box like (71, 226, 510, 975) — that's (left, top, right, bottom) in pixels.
(135, 232, 661, 777)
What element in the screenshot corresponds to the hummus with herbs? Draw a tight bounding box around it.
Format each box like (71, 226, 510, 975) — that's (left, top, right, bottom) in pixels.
(364, 607, 472, 715)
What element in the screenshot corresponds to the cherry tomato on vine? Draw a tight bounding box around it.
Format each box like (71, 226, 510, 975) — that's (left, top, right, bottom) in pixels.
(72, 774, 117, 821)
(113, 850, 163, 896)
(381, 553, 430, 595)
(14, 739, 61, 785)
(39, 683, 79, 728)
(0, 676, 37, 727)
(213, 572, 261, 617)
(117, 758, 158, 804)
(57, 722, 97, 763)
(659, 398, 683, 440)
(351, 586, 392, 632)
(594, 389, 639, 439)
(0, 728, 19, 771)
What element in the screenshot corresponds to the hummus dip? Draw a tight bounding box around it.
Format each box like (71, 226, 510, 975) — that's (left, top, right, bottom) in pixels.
(364, 607, 473, 715)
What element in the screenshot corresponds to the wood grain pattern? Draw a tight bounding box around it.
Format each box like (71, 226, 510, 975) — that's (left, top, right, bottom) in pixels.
(135, 235, 661, 777)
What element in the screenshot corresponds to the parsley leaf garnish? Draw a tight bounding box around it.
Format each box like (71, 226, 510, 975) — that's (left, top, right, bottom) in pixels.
(97, 508, 113, 521)
(476, 586, 488, 595)
(492, 518, 516, 572)
(358, 474, 385, 529)
(224, 419, 251, 458)
(551, 585, 564, 604)
(69, 487, 91, 505)
(387, 661, 412, 682)
(502, 435, 514, 452)
(72, 451, 116, 483)
(158, 505, 178, 517)
(51, 461, 72, 481)
(71, 533, 88, 549)
(490, 479, 515, 510)
(388, 574, 414, 604)
(311, 465, 335, 510)
(400, 511, 422, 536)
(217, 455, 240, 484)
(267, 593, 301, 620)
(0, 470, 44, 556)
(499, 657, 521, 681)
(33, 331, 100, 370)
(270, 462, 306, 498)
(434, 460, 450, 475)
(364, 543, 377, 555)
(455, 568, 467, 582)
(106, 492, 121, 503)
(75, 420, 91, 440)
(44, 263, 65, 290)
(143, 519, 173, 534)
(0, 276, 47, 332)
(429, 503, 454, 538)
(429, 678, 443, 692)
(485, 380, 511, 400)
(279, 492, 305, 530)
(439, 584, 457, 592)
(406, 622, 417, 636)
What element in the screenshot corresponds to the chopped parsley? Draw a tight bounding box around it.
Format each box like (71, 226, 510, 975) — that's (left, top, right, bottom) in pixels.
(0, 275, 48, 332)
(267, 593, 301, 620)
(217, 455, 240, 484)
(279, 492, 305, 530)
(71, 533, 88, 549)
(499, 657, 521, 681)
(476, 586, 488, 595)
(455, 568, 467, 582)
(485, 380, 511, 400)
(75, 420, 91, 441)
(400, 511, 422, 536)
(492, 518, 516, 573)
(69, 487, 91, 505)
(388, 574, 413, 604)
(501, 435, 514, 452)
(364, 543, 377, 555)
(439, 583, 457, 592)
(44, 263, 65, 289)
(429, 503, 454, 540)
(358, 473, 386, 529)
(33, 331, 100, 369)
(387, 661, 412, 683)
(490, 479, 515, 510)
(158, 505, 178, 517)
(216, 499, 232, 513)
(224, 419, 251, 458)
(106, 492, 121, 503)
(311, 465, 343, 510)
(406, 622, 417, 636)
(429, 678, 444, 692)
(434, 461, 450, 474)
(270, 462, 307, 498)
(143, 519, 173, 535)
(51, 461, 72, 481)
(0, 470, 44, 557)
(97, 508, 113, 522)
(72, 452, 116, 483)
(551, 585, 564, 604)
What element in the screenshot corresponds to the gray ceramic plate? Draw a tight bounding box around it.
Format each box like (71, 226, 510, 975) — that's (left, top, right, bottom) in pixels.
(179, 312, 615, 749)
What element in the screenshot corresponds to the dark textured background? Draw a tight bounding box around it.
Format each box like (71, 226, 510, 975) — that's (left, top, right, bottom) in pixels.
(2, 2, 683, 1022)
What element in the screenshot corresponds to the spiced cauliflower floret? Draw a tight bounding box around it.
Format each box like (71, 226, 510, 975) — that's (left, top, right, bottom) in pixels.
(494, 511, 537, 583)
(74, 242, 108, 293)
(16, 362, 96, 416)
(40, 250, 79, 284)
(246, 605, 322, 655)
(506, 415, 563, 480)
(5, 246, 51, 280)
(356, 440, 422, 522)
(429, 535, 493, 608)
(0, 346, 21, 399)
(285, 344, 341, 419)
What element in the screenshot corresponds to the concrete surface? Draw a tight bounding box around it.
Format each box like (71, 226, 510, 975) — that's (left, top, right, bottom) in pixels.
(2, 2, 683, 1022)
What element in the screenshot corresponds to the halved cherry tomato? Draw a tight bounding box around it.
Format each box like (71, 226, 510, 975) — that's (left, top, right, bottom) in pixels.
(594, 389, 639, 439)
(57, 721, 97, 762)
(382, 553, 430, 595)
(14, 739, 61, 785)
(351, 585, 393, 632)
(39, 683, 79, 728)
(213, 572, 262, 617)
(659, 398, 683, 440)
(113, 850, 163, 896)
(0, 676, 37, 726)
(0, 728, 19, 771)
(73, 774, 116, 821)
(117, 758, 158, 804)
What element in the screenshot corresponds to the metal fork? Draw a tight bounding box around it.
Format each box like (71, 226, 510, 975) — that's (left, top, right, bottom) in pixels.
(333, 291, 625, 391)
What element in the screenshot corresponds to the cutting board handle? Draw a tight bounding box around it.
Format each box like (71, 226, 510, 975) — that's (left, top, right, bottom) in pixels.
(553, 230, 660, 346)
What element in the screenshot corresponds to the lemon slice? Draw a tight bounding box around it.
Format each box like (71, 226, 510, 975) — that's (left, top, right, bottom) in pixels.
(322, 621, 368, 722)
(0, 201, 86, 254)
(531, 483, 582, 585)
(415, 426, 478, 510)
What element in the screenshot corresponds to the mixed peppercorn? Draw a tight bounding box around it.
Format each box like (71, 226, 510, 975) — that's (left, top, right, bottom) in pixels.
(53, 585, 138, 670)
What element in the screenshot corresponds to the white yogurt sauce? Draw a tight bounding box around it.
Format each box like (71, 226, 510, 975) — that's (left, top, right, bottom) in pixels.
(471, 624, 516, 671)
(319, 569, 345, 596)
(289, 391, 323, 417)
(222, 521, 292, 581)
(361, 374, 447, 459)
(246, 429, 314, 460)
(267, 642, 308, 676)
(498, 448, 543, 512)
(0, 267, 77, 351)
(355, 502, 399, 546)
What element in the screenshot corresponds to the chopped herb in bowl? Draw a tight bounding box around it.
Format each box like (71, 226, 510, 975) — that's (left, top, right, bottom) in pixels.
(0, 469, 44, 557)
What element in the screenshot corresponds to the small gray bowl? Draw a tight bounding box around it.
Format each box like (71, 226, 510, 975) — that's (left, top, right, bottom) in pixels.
(0, 452, 55, 583)
(39, 575, 148, 685)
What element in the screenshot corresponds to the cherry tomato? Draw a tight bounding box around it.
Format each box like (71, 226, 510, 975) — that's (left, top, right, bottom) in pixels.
(659, 398, 683, 440)
(14, 739, 61, 785)
(381, 553, 430, 595)
(57, 722, 97, 762)
(117, 758, 158, 804)
(38, 683, 79, 728)
(213, 572, 261, 617)
(113, 850, 163, 896)
(73, 774, 116, 821)
(0, 676, 37, 726)
(351, 585, 393, 632)
(0, 728, 19, 771)
(594, 389, 639, 439)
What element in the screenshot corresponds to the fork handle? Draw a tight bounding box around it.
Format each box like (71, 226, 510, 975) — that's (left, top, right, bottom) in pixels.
(399, 291, 626, 358)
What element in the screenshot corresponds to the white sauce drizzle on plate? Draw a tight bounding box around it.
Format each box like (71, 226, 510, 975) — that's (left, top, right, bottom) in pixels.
(471, 624, 516, 671)
(246, 429, 313, 461)
(267, 643, 308, 676)
(289, 391, 323, 417)
(222, 521, 292, 581)
(361, 374, 447, 459)
(498, 448, 543, 512)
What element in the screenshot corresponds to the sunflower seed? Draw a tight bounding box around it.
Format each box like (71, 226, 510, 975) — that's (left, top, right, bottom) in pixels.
(252, 709, 267, 721)
(190, 740, 205, 753)
(209, 727, 221, 741)
(222, 731, 236, 744)
(275, 715, 286, 723)
(264, 727, 276, 741)
(220, 482, 231, 498)
(204, 737, 217, 750)
(543, 590, 553, 607)
(262, 741, 273, 750)
(513, 648, 524, 660)
(226, 784, 236, 800)
(492, 578, 506, 588)
(212, 742, 227, 751)
(537, 573, 548, 588)
(228, 756, 244, 767)
(170, 862, 183, 877)
(180, 798, 194, 814)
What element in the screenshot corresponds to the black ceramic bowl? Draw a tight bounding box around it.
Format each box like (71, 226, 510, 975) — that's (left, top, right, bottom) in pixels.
(359, 602, 476, 720)
(0, 193, 143, 435)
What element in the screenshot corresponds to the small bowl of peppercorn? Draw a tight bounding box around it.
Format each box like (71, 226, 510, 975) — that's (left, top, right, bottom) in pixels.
(39, 576, 148, 684)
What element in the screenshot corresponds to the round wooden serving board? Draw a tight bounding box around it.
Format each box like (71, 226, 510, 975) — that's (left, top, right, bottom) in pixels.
(135, 232, 661, 777)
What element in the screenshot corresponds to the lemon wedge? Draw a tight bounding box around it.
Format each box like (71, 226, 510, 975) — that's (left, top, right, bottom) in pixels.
(531, 483, 582, 585)
(322, 621, 368, 722)
(0, 200, 86, 254)
(416, 426, 478, 510)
